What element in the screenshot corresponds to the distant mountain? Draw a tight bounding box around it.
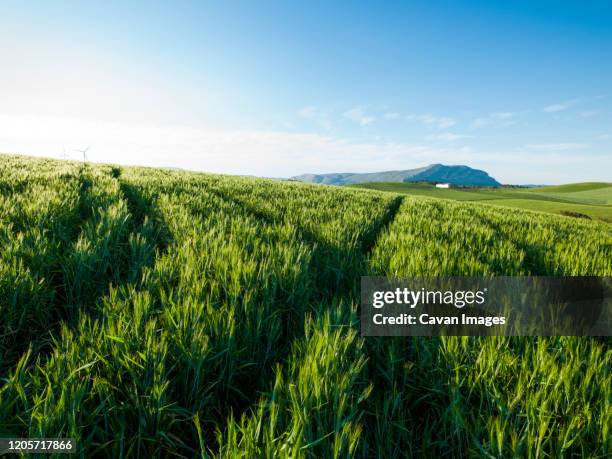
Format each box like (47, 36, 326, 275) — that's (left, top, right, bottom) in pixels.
(292, 164, 501, 187)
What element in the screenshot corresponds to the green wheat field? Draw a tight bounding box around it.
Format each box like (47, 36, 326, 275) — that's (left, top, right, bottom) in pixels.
(0, 154, 610, 457)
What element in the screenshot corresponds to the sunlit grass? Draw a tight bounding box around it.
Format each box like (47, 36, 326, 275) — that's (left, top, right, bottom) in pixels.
(0, 155, 609, 457)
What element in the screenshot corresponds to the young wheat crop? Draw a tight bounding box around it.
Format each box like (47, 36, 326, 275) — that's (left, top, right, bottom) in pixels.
(0, 155, 609, 457)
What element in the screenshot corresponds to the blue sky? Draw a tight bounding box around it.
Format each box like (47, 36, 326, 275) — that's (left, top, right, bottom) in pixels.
(1, 1, 611, 183)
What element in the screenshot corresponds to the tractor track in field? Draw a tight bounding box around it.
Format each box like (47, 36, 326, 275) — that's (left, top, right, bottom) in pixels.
(362, 195, 404, 257)
(1, 171, 100, 375)
(175, 186, 406, 452)
(1, 167, 171, 376)
(202, 186, 404, 295)
(58, 168, 171, 319)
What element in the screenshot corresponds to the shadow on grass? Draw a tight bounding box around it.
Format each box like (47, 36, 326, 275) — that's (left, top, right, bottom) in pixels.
(183, 187, 404, 452)
(0, 168, 171, 377)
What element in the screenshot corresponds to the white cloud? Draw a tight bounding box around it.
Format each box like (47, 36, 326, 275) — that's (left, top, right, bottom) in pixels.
(297, 106, 332, 130)
(471, 112, 517, 128)
(543, 100, 580, 113)
(343, 107, 375, 126)
(383, 112, 400, 119)
(524, 143, 589, 151)
(298, 106, 317, 118)
(1, 112, 607, 184)
(436, 117, 456, 129)
(543, 103, 569, 113)
(0, 112, 480, 178)
(490, 112, 516, 120)
(407, 114, 456, 130)
(425, 132, 472, 142)
(471, 117, 491, 128)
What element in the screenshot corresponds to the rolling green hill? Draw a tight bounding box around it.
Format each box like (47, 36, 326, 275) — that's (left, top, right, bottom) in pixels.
(350, 182, 612, 222)
(530, 182, 610, 193)
(523, 183, 612, 206)
(0, 155, 610, 457)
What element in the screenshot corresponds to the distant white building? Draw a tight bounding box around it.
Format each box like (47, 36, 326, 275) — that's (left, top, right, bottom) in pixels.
(435, 183, 451, 189)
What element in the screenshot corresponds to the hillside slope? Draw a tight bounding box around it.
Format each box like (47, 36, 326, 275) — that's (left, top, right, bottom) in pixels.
(350, 182, 612, 222)
(530, 182, 610, 193)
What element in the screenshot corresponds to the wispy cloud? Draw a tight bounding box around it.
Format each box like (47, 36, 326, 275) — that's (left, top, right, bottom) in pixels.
(425, 132, 472, 142)
(471, 112, 517, 129)
(1, 112, 479, 178)
(298, 106, 317, 118)
(383, 112, 401, 119)
(407, 114, 455, 129)
(490, 112, 516, 120)
(543, 103, 570, 113)
(434, 117, 456, 129)
(2, 111, 608, 185)
(543, 99, 580, 113)
(471, 117, 491, 128)
(525, 143, 589, 151)
(298, 106, 332, 130)
(343, 107, 375, 126)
